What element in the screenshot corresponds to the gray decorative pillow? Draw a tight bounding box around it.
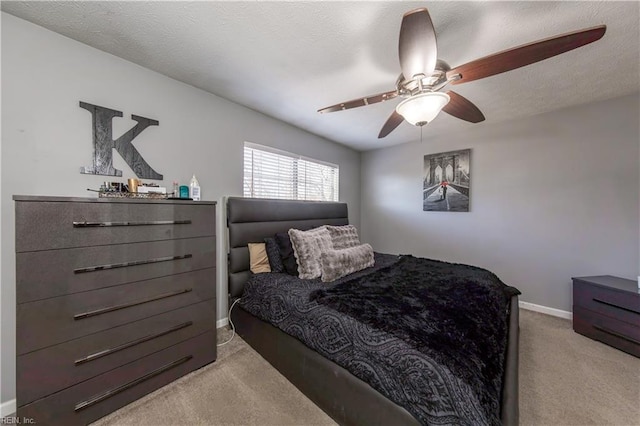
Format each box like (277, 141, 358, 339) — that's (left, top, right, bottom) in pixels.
(321, 243, 375, 282)
(325, 224, 361, 250)
(288, 227, 334, 280)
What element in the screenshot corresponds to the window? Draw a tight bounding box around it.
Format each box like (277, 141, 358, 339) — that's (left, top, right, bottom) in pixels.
(243, 142, 339, 202)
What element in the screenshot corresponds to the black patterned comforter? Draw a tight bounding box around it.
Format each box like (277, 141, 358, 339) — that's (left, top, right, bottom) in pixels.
(239, 253, 519, 425)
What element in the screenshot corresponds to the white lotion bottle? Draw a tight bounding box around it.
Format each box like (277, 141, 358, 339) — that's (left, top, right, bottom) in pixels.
(189, 175, 201, 201)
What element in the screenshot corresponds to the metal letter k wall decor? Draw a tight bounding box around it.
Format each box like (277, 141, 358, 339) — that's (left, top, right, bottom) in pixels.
(79, 101, 163, 179)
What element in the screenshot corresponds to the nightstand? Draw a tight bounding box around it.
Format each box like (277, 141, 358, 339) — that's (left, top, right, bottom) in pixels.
(572, 275, 639, 358)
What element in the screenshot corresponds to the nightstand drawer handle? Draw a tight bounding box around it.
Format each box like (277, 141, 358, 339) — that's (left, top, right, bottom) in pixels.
(74, 321, 193, 365)
(73, 220, 191, 227)
(592, 298, 640, 315)
(74, 288, 192, 320)
(74, 356, 192, 412)
(592, 324, 640, 345)
(74, 254, 193, 274)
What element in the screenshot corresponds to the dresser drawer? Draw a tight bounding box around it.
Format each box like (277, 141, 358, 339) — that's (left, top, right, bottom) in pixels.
(15, 201, 215, 252)
(573, 306, 640, 357)
(18, 331, 216, 426)
(17, 300, 215, 405)
(17, 236, 216, 303)
(17, 268, 215, 354)
(573, 281, 640, 325)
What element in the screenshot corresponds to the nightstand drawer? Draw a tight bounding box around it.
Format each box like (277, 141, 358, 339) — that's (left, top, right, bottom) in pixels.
(17, 331, 216, 426)
(573, 306, 640, 357)
(17, 236, 216, 303)
(573, 281, 640, 325)
(16, 201, 215, 252)
(18, 300, 215, 405)
(17, 268, 215, 354)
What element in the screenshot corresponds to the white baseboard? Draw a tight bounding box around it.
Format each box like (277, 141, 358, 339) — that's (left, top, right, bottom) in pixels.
(216, 317, 229, 329)
(1, 398, 16, 417)
(519, 301, 572, 320)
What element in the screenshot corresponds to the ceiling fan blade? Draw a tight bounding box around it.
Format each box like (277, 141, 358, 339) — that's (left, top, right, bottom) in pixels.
(399, 8, 438, 79)
(378, 110, 405, 138)
(447, 25, 606, 85)
(442, 91, 485, 123)
(318, 90, 398, 113)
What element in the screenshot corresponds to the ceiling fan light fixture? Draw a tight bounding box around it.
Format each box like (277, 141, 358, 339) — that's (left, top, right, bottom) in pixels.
(396, 92, 450, 126)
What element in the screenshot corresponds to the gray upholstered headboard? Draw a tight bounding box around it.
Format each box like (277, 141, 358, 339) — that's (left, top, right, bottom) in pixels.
(227, 197, 348, 300)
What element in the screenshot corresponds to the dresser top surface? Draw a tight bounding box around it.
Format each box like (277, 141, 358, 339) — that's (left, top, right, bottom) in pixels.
(573, 275, 639, 294)
(13, 194, 216, 205)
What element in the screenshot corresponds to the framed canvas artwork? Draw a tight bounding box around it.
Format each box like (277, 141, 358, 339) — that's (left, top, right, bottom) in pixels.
(423, 149, 470, 212)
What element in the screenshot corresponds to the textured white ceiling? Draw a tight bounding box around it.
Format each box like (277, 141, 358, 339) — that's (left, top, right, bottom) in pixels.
(2, 1, 639, 151)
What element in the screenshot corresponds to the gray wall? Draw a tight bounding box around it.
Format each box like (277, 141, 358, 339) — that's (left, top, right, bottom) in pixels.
(3, 6, 639, 414)
(360, 93, 639, 313)
(0, 13, 360, 405)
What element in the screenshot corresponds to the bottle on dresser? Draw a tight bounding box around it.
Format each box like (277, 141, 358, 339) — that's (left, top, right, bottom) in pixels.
(189, 175, 201, 201)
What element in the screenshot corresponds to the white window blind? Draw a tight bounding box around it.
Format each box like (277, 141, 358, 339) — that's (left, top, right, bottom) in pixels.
(244, 142, 339, 202)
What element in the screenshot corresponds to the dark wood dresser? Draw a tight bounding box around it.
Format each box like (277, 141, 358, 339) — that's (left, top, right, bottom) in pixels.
(14, 195, 217, 425)
(572, 275, 639, 358)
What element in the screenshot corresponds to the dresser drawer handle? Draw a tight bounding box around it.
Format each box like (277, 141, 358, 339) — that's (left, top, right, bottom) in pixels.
(75, 321, 194, 365)
(592, 297, 640, 315)
(74, 288, 193, 320)
(73, 220, 192, 227)
(74, 254, 193, 274)
(74, 355, 193, 412)
(592, 324, 640, 345)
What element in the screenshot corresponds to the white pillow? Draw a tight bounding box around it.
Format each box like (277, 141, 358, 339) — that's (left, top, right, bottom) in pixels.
(288, 227, 333, 279)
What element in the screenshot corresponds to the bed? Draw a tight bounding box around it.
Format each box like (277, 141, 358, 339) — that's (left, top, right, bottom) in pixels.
(227, 197, 519, 425)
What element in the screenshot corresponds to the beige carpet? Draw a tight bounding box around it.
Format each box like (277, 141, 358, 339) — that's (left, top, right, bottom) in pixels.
(92, 327, 335, 426)
(93, 309, 640, 426)
(519, 310, 639, 426)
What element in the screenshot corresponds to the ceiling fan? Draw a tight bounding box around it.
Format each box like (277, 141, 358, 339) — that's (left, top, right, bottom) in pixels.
(317, 8, 606, 138)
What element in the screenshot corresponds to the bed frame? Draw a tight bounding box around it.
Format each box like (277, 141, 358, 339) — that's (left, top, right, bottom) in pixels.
(227, 197, 519, 425)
